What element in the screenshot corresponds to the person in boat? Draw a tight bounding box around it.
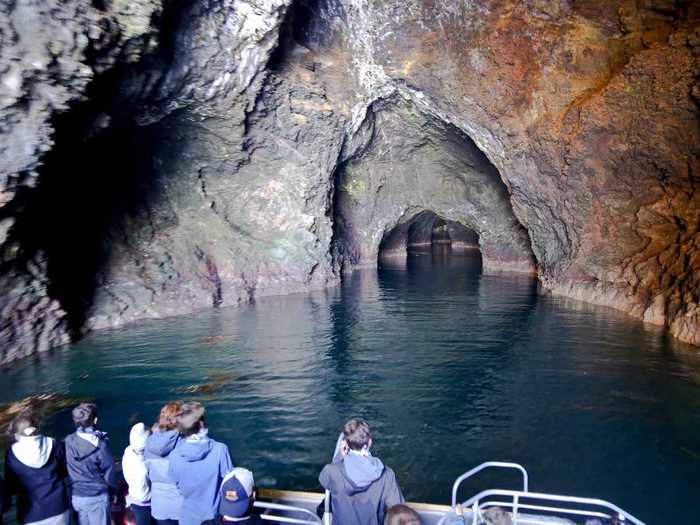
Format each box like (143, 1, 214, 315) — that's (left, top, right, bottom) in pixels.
(65, 402, 118, 525)
(168, 402, 234, 525)
(122, 423, 152, 525)
(4, 411, 70, 525)
(145, 402, 184, 525)
(319, 418, 404, 525)
(384, 504, 422, 525)
(218, 467, 260, 524)
(0, 473, 7, 525)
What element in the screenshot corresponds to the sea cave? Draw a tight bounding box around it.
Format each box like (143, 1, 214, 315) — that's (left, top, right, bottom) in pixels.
(0, 1, 699, 524)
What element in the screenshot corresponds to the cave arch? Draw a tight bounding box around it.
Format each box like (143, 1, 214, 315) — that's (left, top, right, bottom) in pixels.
(378, 210, 481, 259)
(333, 99, 536, 274)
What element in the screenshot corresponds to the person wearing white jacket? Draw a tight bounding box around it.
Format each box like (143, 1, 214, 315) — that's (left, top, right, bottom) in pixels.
(123, 423, 152, 525)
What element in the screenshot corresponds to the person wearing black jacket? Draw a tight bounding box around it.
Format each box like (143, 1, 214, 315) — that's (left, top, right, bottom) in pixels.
(65, 403, 117, 525)
(4, 411, 70, 525)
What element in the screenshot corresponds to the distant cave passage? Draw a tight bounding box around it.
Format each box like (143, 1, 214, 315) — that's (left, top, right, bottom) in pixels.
(379, 211, 480, 258)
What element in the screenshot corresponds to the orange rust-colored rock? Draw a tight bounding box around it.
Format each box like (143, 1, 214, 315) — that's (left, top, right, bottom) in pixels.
(0, 0, 699, 361)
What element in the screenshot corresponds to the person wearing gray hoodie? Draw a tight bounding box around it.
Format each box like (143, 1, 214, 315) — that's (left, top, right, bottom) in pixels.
(319, 419, 404, 525)
(65, 403, 117, 525)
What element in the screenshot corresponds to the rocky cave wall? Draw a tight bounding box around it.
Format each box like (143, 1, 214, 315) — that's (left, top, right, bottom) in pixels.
(0, 0, 699, 363)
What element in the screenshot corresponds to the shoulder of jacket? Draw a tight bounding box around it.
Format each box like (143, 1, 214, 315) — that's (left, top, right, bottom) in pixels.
(321, 461, 342, 477)
(382, 466, 397, 480)
(213, 440, 229, 452)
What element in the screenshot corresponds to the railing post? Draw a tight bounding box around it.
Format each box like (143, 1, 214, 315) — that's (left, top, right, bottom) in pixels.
(513, 494, 519, 524)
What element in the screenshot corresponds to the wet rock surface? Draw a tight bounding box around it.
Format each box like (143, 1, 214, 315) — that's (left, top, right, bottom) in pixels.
(0, 0, 699, 362)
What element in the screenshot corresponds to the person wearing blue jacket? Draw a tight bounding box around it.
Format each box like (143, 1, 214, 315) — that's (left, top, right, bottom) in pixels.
(168, 402, 233, 525)
(145, 402, 184, 525)
(65, 403, 118, 525)
(4, 411, 70, 525)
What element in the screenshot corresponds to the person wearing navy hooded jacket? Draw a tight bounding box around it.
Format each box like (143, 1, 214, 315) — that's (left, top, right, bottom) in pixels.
(4, 411, 70, 525)
(169, 402, 233, 525)
(319, 419, 404, 525)
(64, 403, 117, 525)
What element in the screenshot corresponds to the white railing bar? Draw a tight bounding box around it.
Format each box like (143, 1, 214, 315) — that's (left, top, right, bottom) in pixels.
(260, 514, 321, 525)
(451, 462, 529, 506)
(480, 500, 612, 519)
(516, 518, 581, 525)
(254, 501, 323, 524)
(461, 489, 645, 525)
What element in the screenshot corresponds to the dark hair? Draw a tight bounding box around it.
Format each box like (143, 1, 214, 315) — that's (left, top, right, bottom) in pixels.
(177, 402, 206, 437)
(343, 418, 372, 450)
(158, 401, 184, 431)
(385, 504, 422, 525)
(72, 402, 98, 428)
(8, 410, 39, 440)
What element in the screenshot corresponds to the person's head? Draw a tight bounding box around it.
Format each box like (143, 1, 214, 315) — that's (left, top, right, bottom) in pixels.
(219, 467, 256, 519)
(72, 402, 98, 429)
(343, 418, 372, 452)
(384, 504, 422, 525)
(8, 410, 39, 441)
(157, 401, 183, 431)
(481, 507, 511, 525)
(177, 402, 206, 437)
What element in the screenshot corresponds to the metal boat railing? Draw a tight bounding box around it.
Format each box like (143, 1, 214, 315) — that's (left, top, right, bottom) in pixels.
(451, 461, 529, 507)
(254, 499, 323, 525)
(460, 489, 646, 525)
(443, 462, 647, 525)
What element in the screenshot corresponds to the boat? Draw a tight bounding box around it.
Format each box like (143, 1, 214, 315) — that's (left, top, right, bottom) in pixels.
(252, 461, 647, 525)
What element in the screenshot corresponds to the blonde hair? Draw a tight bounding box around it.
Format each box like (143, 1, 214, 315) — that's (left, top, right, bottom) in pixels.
(385, 504, 422, 525)
(177, 402, 206, 437)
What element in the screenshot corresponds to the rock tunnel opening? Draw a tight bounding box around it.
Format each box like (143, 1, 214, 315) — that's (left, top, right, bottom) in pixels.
(379, 211, 482, 263)
(331, 98, 535, 276)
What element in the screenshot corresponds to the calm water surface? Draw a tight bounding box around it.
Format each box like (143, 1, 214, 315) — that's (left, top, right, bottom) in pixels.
(2, 251, 700, 524)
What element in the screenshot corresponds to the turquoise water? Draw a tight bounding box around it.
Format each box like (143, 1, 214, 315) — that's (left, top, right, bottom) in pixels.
(2, 251, 700, 524)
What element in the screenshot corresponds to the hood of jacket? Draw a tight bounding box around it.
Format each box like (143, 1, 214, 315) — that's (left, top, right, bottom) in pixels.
(12, 435, 54, 468)
(129, 423, 150, 453)
(75, 426, 107, 448)
(146, 430, 180, 457)
(175, 432, 213, 462)
(342, 452, 385, 490)
(69, 430, 101, 461)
